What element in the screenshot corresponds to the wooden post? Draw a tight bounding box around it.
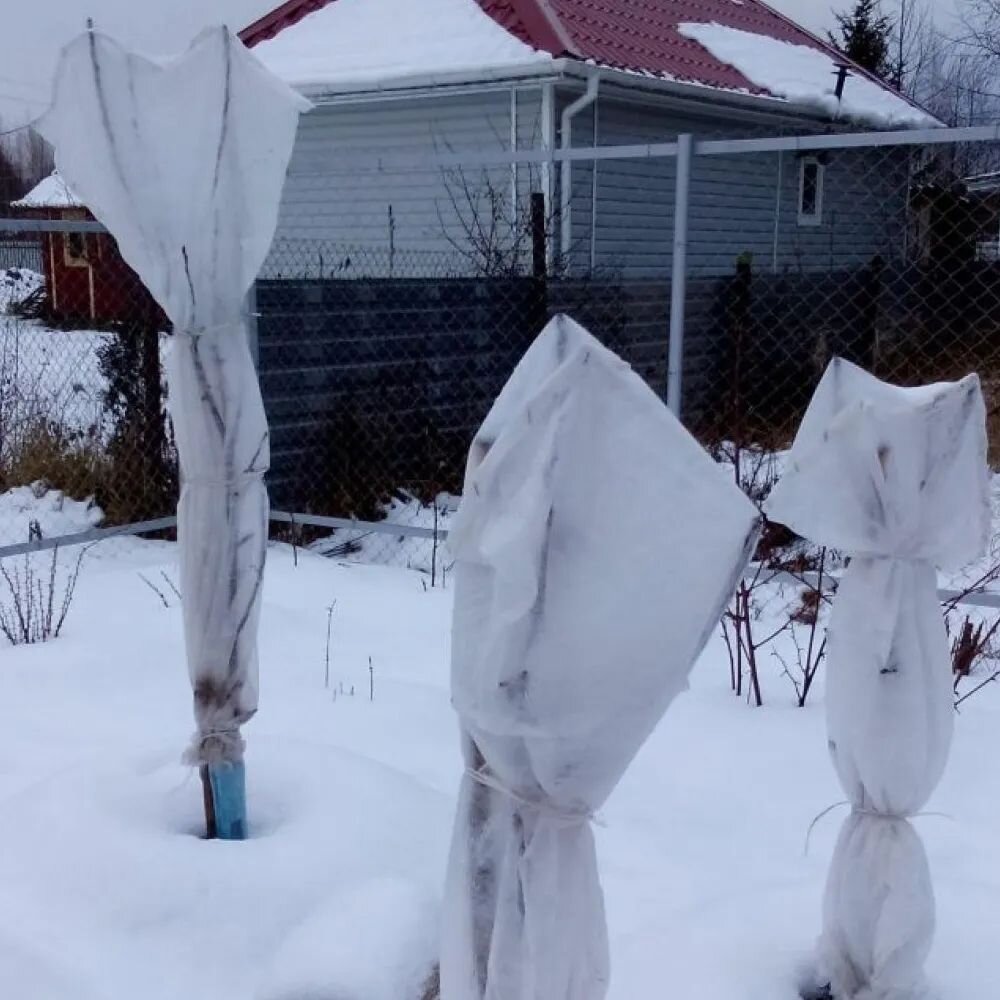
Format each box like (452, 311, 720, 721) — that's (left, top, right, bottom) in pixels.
(844, 254, 883, 372)
(531, 192, 547, 280)
(530, 190, 551, 346)
(199, 766, 217, 840)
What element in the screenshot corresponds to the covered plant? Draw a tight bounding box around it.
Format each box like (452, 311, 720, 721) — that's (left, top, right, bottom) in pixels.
(38, 27, 309, 838)
(441, 315, 761, 1000)
(766, 358, 989, 999)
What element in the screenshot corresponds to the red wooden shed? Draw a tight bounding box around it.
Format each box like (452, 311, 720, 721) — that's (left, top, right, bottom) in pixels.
(12, 172, 162, 327)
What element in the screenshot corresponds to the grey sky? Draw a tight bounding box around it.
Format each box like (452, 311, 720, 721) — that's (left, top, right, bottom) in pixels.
(0, 0, 966, 131)
(782, 0, 961, 36)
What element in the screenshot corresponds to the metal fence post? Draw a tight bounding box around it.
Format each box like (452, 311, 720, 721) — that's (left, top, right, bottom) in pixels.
(667, 133, 692, 417)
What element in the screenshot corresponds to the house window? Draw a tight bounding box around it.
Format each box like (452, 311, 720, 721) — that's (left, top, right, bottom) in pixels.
(798, 157, 824, 226)
(63, 211, 91, 267)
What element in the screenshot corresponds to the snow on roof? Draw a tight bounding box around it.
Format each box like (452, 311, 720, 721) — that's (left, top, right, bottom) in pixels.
(678, 22, 937, 129)
(243, 0, 933, 126)
(11, 171, 83, 210)
(249, 0, 553, 91)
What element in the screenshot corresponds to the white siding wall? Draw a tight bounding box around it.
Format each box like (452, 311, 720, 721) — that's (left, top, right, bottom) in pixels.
(560, 92, 911, 278)
(271, 84, 910, 280)
(270, 88, 545, 276)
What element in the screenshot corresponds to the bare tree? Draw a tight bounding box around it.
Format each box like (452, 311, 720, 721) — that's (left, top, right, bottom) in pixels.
(17, 129, 54, 191)
(888, 0, 935, 93)
(435, 164, 545, 277)
(961, 0, 1000, 60)
(431, 108, 597, 278)
(434, 158, 592, 278)
(0, 125, 53, 211)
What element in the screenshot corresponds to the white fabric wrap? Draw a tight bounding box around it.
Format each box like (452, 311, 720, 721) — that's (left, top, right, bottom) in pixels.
(441, 315, 761, 1000)
(766, 358, 989, 1000)
(38, 28, 309, 764)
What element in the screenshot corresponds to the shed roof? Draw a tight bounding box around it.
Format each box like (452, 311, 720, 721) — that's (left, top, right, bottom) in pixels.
(11, 171, 83, 210)
(241, 0, 934, 126)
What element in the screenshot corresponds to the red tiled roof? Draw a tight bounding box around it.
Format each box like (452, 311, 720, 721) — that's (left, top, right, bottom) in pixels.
(536, 0, 837, 94)
(241, 0, 332, 45)
(239, 0, 901, 107)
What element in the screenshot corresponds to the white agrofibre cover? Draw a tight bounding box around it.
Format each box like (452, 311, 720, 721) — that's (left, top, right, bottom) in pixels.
(766, 358, 989, 1000)
(38, 27, 309, 767)
(441, 315, 761, 1000)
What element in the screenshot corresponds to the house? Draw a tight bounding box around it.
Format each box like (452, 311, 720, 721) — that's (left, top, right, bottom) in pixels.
(240, 0, 936, 279)
(11, 172, 162, 326)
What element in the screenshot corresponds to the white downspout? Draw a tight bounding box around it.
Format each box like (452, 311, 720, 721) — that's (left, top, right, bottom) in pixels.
(510, 86, 518, 230)
(541, 81, 555, 272)
(590, 97, 600, 273)
(560, 74, 600, 269)
(772, 149, 783, 274)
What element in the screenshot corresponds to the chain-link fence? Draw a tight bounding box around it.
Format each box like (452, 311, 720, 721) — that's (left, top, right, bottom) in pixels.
(5, 126, 1000, 576)
(0, 216, 175, 565)
(250, 127, 1000, 569)
(676, 133, 1000, 470)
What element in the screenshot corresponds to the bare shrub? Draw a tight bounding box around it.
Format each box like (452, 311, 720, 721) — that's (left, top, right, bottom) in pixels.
(773, 548, 833, 708)
(944, 562, 1000, 707)
(714, 440, 834, 708)
(1, 416, 107, 499)
(0, 545, 87, 646)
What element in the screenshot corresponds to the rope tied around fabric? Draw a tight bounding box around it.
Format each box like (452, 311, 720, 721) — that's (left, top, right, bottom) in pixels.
(803, 800, 953, 856)
(465, 766, 601, 828)
(184, 726, 246, 767)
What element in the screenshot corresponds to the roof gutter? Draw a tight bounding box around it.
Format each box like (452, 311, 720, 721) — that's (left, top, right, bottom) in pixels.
(553, 60, 942, 130)
(560, 73, 600, 264)
(299, 60, 563, 105)
(302, 56, 792, 117)
(298, 56, 935, 131)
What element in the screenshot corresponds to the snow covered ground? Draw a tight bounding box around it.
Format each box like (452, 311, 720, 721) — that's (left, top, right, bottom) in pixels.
(0, 485, 103, 549)
(1, 271, 118, 451)
(0, 537, 998, 1000)
(0, 313, 113, 449)
(309, 491, 458, 576)
(0, 268, 44, 314)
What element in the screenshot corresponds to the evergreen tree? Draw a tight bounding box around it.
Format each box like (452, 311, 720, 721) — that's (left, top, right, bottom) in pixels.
(829, 0, 893, 79)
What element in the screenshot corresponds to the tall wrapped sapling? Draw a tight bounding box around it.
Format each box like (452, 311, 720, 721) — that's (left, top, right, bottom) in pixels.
(766, 358, 989, 1000)
(440, 315, 761, 1000)
(38, 27, 310, 838)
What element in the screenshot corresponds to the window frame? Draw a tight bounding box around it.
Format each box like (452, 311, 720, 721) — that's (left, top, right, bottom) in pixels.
(797, 156, 825, 227)
(62, 210, 91, 268)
